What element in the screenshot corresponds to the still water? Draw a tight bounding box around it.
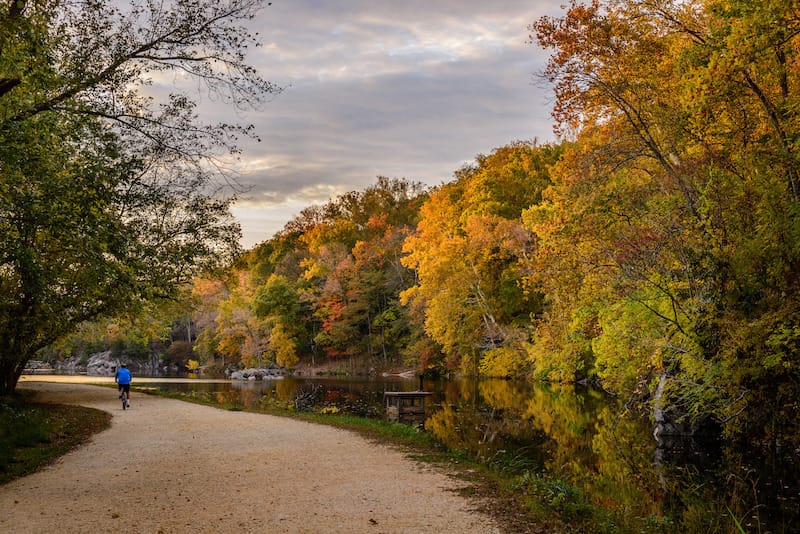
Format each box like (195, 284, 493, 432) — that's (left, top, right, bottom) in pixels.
(146, 376, 798, 533)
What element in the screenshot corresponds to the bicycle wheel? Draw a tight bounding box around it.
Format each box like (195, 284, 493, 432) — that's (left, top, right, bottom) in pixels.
(122, 392, 127, 410)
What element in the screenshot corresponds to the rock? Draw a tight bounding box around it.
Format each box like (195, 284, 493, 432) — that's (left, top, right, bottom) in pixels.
(54, 352, 170, 376)
(229, 370, 244, 380)
(229, 367, 287, 381)
(86, 351, 118, 376)
(23, 360, 53, 374)
(54, 356, 86, 374)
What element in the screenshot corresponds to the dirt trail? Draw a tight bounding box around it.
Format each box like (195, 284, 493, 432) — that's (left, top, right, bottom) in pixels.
(1, 380, 499, 534)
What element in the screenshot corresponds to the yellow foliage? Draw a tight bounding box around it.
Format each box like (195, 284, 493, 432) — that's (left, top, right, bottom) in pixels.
(477, 379, 530, 412)
(269, 323, 298, 369)
(479, 346, 528, 378)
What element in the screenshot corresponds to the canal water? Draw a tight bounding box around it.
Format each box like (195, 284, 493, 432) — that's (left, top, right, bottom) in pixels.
(144, 376, 797, 532)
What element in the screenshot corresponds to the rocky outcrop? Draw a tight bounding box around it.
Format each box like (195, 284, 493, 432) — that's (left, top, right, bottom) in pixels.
(54, 351, 172, 376)
(23, 360, 54, 374)
(228, 367, 287, 380)
(86, 351, 118, 376)
(54, 356, 86, 374)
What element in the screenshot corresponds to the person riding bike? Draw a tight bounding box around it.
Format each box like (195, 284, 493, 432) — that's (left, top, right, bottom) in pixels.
(115, 364, 132, 408)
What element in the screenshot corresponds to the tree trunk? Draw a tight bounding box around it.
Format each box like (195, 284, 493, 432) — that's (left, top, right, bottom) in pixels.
(381, 325, 388, 365)
(652, 373, 667, 443)
(0, 354, 27, 397)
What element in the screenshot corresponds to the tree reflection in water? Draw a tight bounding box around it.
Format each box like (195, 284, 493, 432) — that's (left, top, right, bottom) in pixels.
(425, 379, 797, 533)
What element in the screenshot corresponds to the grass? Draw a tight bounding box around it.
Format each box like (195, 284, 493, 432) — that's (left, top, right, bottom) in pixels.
(0, 391, 111, 484)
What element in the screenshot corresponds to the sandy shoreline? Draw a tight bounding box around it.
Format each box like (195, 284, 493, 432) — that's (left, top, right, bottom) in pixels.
(2, 380, 500, 533)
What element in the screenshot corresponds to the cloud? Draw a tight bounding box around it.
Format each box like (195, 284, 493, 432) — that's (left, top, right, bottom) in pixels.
(176, 0, 566, 246)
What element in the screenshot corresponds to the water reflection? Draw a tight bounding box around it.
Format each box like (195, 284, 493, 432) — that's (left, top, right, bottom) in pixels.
(148, 376, 798, 533)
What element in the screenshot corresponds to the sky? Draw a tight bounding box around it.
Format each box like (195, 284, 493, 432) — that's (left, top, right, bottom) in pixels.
(214, 1, 565, 248)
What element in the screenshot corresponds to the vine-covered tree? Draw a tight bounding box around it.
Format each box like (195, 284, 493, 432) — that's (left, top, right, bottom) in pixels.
(0, 0, 278, 395)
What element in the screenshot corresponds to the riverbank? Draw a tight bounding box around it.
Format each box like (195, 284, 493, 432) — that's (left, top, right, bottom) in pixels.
(1, 381, 509, 533)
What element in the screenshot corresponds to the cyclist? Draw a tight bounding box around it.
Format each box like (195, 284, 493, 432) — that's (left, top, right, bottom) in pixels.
(115, 363, 132, 408)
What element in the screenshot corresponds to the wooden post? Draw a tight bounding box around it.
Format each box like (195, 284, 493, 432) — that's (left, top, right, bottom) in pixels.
(383, 391, 432, 424)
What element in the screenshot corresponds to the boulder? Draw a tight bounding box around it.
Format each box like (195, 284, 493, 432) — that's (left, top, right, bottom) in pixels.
(23, 360, 53, 374)
(86, 351, 118, 376)
(229, 367, 287, 381)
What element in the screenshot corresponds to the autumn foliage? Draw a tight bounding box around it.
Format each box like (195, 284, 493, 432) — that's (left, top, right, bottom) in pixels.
(36, 0, 800, 443)
(527, 0, 800, 440)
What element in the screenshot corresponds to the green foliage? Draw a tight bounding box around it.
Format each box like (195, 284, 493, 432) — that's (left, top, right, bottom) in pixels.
(591, 296, 665, 395)
(252, 275, 300, 321)
(527, 0, 800, 436)
(0, 396, 110, 483)
(512, 471, 591, 519)
(110, 338, 149, 361)
(0, 0, 279, 394)
(0, 400, 49, 469)
(43, 296, 195, 368)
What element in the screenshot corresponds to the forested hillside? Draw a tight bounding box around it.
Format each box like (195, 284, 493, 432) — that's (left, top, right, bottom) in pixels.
(25, 0, 800, 446)
(50, 144, 558, 378)
(175, 145, 557, 375)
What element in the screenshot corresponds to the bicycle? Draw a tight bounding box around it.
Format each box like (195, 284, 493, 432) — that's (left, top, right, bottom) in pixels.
(119, 387, 130, 410)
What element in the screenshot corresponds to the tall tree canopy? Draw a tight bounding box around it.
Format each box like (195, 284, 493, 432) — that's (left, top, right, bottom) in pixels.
(0, 0, 278, 395)
(401, 142, 560, 376)
(528, 0, 800, 440)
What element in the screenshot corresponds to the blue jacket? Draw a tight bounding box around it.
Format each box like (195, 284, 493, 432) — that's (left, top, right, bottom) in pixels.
(115, 367, 132, 385)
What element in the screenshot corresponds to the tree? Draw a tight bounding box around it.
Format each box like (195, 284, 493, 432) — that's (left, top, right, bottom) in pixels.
(401, 142, 559, 376)
(352, 215, 416, 364)
(252, 274, 304, 367)
(269, 323, 298, 368)
(187, 177, 425, 370)
(289, 177, 425, 364)
(307, 243, 365, 359)
(529, 0, 800, 439)
(0, 0, 278, 395)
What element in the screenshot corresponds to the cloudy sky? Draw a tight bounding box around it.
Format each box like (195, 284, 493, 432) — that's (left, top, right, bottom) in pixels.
(220, 1, 565, 247)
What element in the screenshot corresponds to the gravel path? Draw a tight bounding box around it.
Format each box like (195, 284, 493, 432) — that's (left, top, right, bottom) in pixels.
(1, 380, 500, 534)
